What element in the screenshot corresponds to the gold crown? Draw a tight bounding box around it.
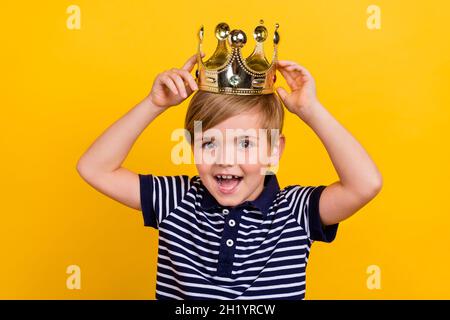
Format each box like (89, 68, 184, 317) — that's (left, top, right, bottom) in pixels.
(195, 20, 280, 96)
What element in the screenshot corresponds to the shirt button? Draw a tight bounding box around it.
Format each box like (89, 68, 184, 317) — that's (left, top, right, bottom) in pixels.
(222, 208, 229, 215)
(228, 219, 236, 227)
(226, 239, 234, 247)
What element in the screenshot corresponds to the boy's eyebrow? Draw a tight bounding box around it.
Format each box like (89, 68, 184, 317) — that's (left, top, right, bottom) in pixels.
(237, 135, 259, 140)
(195, 134, 259, 141)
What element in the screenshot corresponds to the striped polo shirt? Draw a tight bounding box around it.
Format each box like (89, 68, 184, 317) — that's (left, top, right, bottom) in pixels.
(138, 173, 339, 300)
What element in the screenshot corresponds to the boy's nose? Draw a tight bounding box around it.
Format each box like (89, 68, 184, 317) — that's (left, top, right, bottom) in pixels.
(216, 145, 236, 165)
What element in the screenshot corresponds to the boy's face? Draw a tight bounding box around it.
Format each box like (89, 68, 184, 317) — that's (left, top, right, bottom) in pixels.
(192, 108, 285, 208)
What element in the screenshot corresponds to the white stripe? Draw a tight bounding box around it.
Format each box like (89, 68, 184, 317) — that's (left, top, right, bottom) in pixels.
(156, 289, 183, 300)
(159, 236, 218, 261)
(162, 219, 221, 247)
(237, 290, 305, 300)
(240, 223, 259, 230)
(157, 272, 243, 295)
(234, 251, 307, 267)
(167, 212, 222, 240)
(241, 216, 264, 224)
(247, 281, 305, 291)
(155, 176, 163, 225)
(252, 272, 305, 282)
(232, 263, 305, 275)
(237, 226, 304, 249)
(234, 245, 307, 262)
(158, 254, 217, 275)
(157, 263, 252, 288)
(237, 214, 292, 236)
(242, 209, 262, 214)
(172, 176, 177, 212)
(157, 281, 231, 299)
(176, 206, 224, 233)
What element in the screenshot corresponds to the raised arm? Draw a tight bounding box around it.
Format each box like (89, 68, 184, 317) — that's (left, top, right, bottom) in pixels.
(76, 53, 200, 210)
(276, 60, 383, 226)
(76, 97, 165, 210)
(298, 100, 382, 225)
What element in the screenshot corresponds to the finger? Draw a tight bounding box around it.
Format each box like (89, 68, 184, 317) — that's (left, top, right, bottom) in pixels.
(281, 64, 309, 80)
(276, 86, 289, 102)
(277, 60, 296, 66)
(285, 64, 305, 73)
(182, 52, 205, 72)
(181, 53, 197, 71)
(175, 69, 198, 91)
(278, 60, 311, 75)
(285, 66, 307, 79)
(168, 70, 188, 98)
(285, 64, 312, 78)
(285, 67, 310, 83)
(160, 75, 179, 95)
(277, 67, 297, 88)
(277, 60, 301, 67)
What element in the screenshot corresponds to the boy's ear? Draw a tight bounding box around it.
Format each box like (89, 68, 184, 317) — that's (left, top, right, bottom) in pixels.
(269, 134, 285, 165)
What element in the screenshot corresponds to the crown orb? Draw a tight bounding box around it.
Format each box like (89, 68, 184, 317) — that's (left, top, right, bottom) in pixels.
(254, 25, 268, 42)
(229, 30, 247, 48)
(215, 23, 230, 40)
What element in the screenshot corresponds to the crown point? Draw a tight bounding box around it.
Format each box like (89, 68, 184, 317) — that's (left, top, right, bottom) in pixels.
(198, 25, 204, 41)
(215, 22, 230, 40)
(273, 28, 280, 45)
(229, 30, 247, 48)
(254, 25, 268, 42)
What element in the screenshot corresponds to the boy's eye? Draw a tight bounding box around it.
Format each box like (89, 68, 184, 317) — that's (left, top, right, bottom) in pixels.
(202, 140, 216, 149)
(239, 139, 254, 149)
(201, 138, 254, 149)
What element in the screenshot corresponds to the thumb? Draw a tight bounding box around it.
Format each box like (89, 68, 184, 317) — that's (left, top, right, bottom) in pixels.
(276, 87, 289, 101)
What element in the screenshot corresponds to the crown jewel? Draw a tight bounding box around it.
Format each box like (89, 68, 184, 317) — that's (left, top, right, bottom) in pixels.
(195, 20, 280, 96)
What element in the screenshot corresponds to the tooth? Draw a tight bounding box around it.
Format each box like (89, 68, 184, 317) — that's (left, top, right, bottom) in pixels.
(227, 175, 232, 179)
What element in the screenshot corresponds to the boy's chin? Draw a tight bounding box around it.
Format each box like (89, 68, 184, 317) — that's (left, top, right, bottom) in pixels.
(210, 189, 242, 206)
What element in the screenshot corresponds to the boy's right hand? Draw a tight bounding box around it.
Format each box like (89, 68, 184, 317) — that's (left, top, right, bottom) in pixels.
(147, 52, 205, 110)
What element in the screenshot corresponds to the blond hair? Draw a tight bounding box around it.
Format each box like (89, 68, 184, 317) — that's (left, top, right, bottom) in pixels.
(184, 91, 284, 150)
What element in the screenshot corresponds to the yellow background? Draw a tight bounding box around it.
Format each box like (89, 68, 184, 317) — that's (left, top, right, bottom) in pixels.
(1, 0, 449, 299)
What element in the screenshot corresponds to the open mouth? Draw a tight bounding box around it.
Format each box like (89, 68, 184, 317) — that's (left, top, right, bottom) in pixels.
(214, 175, 243, 194)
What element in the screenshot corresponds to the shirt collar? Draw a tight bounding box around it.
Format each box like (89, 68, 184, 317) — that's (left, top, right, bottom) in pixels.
(199, 173, 280, 216)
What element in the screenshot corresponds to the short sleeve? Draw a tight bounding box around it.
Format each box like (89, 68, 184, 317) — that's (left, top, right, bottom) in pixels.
(287, 185, 339, 243)
(138, 174, 191, 229)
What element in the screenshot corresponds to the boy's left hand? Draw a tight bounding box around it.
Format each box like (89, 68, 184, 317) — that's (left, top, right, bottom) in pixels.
(275, 60, 320, 120)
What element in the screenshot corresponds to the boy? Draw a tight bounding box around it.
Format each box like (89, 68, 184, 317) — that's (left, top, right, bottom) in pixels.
(77, 51, 382, 299)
